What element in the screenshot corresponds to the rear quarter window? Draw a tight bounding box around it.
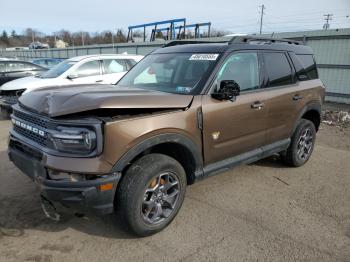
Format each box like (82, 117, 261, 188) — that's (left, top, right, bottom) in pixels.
(296, 54, 318, 80)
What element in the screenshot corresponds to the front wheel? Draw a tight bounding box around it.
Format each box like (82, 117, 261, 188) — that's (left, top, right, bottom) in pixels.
(116, 153, 187, 236)
(282, 119, 316, 167)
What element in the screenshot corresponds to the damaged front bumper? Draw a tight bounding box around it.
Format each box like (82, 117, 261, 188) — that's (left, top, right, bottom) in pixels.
(8, 136, 121, 216)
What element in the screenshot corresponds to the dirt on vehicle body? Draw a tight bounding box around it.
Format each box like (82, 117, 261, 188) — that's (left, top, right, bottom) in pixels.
(8, 36, 325, 236)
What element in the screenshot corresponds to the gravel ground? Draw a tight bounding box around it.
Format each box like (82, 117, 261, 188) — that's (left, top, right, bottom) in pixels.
(0, 113, 349, 262)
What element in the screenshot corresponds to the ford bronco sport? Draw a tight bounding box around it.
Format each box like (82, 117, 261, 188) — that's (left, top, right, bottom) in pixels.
(8, 36, 325, 236)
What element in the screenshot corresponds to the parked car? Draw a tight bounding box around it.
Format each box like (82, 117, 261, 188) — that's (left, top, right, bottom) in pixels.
(29, 41, 49, 49)
(8, 36, 325, 236)
(29, 58, 63, 69)
(0, 54, 143, 113)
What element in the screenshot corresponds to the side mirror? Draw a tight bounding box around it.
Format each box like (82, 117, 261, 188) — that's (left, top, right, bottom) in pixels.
(67, 73, 78, 80)
(211, 80, 240, 101)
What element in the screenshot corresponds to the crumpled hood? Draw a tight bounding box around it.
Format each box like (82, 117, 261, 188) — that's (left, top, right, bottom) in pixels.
(19, 85, 194, 117)
(0, 76, 55, 91)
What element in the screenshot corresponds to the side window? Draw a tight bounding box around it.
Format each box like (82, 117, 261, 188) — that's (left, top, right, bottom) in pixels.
(263, 52, 293, 87)
(296, 54, 318, 80)
(103, 59, 127, 74)
(75, 60, 101, 77)
(215, 52, 260, 92)
(6, 62, 31, 72)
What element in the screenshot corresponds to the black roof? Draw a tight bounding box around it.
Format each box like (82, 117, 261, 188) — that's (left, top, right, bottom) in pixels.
(153, 38, 314, 55)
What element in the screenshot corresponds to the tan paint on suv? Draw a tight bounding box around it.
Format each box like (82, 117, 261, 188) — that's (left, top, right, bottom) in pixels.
(7, 37, 325, 235)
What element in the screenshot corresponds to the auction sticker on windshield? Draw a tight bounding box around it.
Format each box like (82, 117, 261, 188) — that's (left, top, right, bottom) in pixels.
(189, 54, 219, 61)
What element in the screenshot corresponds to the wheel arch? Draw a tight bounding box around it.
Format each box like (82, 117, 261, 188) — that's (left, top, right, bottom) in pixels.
(111, 133, 203, 185)
(293, 102, 321, 133)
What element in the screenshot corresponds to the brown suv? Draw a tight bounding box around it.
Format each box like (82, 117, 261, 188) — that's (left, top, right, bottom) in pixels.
(8, 36, 325, 236)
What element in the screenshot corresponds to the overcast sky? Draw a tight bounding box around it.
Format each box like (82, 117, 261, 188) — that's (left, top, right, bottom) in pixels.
(1, 0, 349, 35)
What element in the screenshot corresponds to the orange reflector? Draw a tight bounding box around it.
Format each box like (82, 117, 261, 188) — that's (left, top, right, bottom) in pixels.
(99, 183, 113, 191)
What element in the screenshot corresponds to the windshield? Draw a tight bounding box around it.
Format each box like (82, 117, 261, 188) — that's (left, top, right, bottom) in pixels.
(117, 53, 220, 95)
(39, 60, 76, 79)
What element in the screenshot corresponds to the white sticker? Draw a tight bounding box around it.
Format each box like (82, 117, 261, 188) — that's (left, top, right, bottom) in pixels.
(189, 54, 219, 61)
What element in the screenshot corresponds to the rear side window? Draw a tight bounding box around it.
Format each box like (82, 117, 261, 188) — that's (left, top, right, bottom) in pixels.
(0, 62, 5, 72)
(103, 59, 127, 74)
(263, 52, 293, 87)
(297, 54, 318, 80)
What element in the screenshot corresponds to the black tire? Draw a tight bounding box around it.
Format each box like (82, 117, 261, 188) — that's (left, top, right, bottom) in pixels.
(116, 153, 187, 237)
(282, 119, 316, 167)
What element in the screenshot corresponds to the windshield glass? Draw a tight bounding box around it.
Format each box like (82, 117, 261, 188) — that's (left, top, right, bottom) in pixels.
(117, 53, 220, 95)
(39, 60, 76, 79)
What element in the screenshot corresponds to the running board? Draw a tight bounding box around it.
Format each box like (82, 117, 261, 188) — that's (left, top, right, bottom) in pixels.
(197, 139, 291, 180)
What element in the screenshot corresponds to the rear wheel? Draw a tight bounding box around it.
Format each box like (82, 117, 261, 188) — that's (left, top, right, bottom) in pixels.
(116, 153, 187, 236)
(282, 119, 316, 167)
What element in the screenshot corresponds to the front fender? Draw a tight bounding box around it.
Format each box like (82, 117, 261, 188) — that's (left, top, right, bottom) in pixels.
(111, 133, 203, 173)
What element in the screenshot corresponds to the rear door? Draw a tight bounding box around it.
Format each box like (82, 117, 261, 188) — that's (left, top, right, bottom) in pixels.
(101, 59, 129, 84)
(202, 51, 268, 164)
(260, 51, 302, 145)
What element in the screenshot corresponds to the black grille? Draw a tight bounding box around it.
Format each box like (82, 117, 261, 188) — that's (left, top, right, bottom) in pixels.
(9, 139, 43, 161)
(13, 109, 48, 129)
(13, 125, 47, 146)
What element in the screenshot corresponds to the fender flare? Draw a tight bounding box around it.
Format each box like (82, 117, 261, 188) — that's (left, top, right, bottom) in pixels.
(292, 102, 321, 133)
(111, 133, 203, 174)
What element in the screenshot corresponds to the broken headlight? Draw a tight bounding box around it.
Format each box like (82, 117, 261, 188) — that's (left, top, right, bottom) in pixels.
(49, 126, 97, 154)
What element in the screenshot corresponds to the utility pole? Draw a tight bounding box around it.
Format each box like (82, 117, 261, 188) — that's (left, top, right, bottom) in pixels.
(323, 14, 333, 30)
(259, 4, 265, 35)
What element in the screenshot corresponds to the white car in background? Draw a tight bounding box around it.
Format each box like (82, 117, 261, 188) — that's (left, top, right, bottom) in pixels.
(0, 54, 143, 112)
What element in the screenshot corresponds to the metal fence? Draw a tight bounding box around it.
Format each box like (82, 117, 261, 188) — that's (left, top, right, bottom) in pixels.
(1, 28, 350, 104)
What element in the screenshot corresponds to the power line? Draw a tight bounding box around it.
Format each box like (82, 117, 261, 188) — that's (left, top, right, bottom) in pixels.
(259, 4, 266, 34)
(323, 14, 333, 30)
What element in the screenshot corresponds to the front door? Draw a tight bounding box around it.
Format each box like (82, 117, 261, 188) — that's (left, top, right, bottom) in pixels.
(202, 51, 268, 165)
(69, 60, 103, 85)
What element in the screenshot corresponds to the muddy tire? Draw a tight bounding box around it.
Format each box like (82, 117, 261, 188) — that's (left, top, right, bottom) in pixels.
(116, 153, 187, 237)
(282, 119, 316, 167)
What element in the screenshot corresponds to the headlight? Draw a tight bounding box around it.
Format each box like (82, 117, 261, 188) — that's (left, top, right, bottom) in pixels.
(49, 126, 97, 154)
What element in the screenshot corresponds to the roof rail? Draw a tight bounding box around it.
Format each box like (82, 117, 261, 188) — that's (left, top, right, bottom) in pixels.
(228, 35, 303, 45)
(162, 35, 303, 48)
(163, 40, 224, 47)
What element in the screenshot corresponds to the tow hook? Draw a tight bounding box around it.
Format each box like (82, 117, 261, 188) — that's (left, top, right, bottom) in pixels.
(40, 195, 61, 222)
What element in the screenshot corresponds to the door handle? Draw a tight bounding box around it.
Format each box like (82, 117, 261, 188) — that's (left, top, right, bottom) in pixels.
(293, 94, 303, 101)
(95, 80, 103, 83)
(251, 101, 265, 110)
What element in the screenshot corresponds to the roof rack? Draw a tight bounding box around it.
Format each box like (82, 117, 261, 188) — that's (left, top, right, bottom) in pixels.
(228, 35, 303, 45)
(163, 35, 303, 48)
(163, 40, 222, 47)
